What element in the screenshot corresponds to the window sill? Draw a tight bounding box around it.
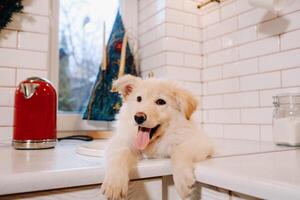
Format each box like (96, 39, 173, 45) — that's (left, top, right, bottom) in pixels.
(57, 113, 115, 131)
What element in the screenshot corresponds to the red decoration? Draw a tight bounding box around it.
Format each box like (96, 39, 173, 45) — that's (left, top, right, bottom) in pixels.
(114, 40, 123, 52)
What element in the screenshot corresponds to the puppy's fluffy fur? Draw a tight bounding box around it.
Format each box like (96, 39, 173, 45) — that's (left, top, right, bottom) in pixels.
(101, 75, 213, 199)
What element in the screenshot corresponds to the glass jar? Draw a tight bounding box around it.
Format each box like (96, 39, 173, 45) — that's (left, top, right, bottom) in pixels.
(272, 93, 300, 146)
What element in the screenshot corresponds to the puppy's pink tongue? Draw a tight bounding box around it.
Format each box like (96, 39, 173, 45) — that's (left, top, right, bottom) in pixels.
(135, 128, 151, 150)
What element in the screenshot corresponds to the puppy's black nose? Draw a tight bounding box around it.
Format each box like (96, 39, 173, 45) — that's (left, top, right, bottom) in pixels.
(134, 112, 147, 124)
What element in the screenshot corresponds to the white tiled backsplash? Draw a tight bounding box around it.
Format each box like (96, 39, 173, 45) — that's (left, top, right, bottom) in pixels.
(0, 0, 50, 141)
(138, 0, 300, 142)
(1, 0, 300, 142)
(138, 0, 203, 126)
(200, 0, 300, 141)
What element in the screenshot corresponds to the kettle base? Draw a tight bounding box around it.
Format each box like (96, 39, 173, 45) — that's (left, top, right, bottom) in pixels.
(12, 139, 57, 150)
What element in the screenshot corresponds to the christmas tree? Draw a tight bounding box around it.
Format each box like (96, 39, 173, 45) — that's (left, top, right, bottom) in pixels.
(83, 11, 137, 121)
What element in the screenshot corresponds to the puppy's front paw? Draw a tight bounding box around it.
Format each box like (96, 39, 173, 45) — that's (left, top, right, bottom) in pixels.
(101, 173, 128, 200)
(173, 167, 196, 199)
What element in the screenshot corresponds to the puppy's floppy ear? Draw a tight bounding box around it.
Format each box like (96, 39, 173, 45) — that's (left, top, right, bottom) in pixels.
(175, 87, 198, 120)
(112, 75, 141, 99)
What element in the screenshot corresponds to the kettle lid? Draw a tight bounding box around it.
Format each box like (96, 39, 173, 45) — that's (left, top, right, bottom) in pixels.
(19, 77, 51, 99)
(26, 77, 51, 83)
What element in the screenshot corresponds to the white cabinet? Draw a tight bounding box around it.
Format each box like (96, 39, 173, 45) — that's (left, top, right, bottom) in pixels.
(162, 176, 182, 200)
(1, 178, 162, 200)
(0, 176, 263, 200)
(200, 184, 260, 200)
(162, 175, 260, 200)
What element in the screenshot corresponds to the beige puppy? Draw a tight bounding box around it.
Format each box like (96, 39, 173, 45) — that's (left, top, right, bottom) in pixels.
(101, 75, 213, 200)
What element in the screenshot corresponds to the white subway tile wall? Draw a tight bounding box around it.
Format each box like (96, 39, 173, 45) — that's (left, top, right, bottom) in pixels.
(223, 125, 260, 140)
(201, 0, 300, 141)
(0, 0, 50, 141)
(0, 127, 13, 141)
(138, 0, 203, 122)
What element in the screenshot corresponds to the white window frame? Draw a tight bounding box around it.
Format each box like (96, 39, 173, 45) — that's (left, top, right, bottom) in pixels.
(49, 0, 138, 131)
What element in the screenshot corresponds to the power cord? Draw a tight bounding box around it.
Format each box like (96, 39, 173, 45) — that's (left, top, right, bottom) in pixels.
(57, 135, 93, 141)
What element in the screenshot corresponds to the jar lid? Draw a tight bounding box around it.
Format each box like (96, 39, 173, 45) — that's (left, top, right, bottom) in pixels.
(273, 93, 300, 106)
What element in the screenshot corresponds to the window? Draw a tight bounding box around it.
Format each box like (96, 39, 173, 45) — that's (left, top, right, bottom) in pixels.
(50, 0, 138, 131)
(59, 0, 119, 113)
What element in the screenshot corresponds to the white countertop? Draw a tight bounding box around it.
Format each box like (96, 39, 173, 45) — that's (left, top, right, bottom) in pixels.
(0, 140, 171, 196)
(0, 139, 299, 198)
(195, 150, 300, 200)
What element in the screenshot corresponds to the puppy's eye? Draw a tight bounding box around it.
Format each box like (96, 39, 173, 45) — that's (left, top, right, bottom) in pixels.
(137, 96, 142, 102)
(156, 99, 166, 105)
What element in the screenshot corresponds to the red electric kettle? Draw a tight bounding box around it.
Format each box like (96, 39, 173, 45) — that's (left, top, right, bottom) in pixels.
(13, 77, 57, 149)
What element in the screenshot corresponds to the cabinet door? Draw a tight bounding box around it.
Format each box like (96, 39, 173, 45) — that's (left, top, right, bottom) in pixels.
(1, 178, 162, 200)
(162, 175, 201, 200)
(162, 176, 260, 200)
(127, 178, 162, 200)
(201, 185, 261, 200)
